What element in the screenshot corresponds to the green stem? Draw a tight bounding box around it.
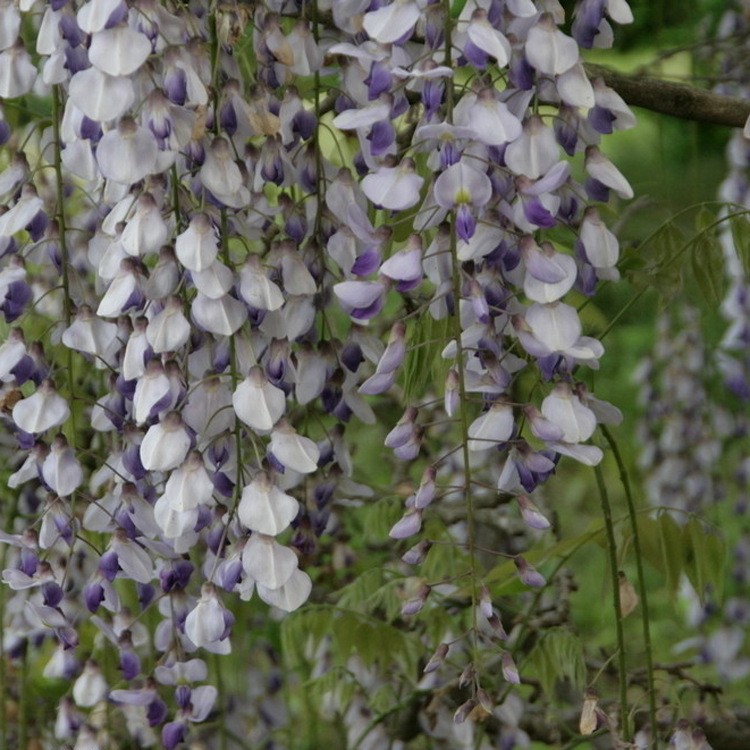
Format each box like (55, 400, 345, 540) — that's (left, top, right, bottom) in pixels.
(602, 426, 657, 749)
(18, 645, 28, 750)
(213, 653, 228, 750)
(447, 225, 481, 671)
(51, 86, 79, 445)
(594, 463, 629, 743)
(0, 493, 19, 750)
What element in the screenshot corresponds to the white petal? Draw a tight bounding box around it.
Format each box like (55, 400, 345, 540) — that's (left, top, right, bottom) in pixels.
(333, 102, 391, 131)
(192, 261, 234, 299)
(89, 25, 152, 76)
(270, 423, 319, 474)
(238, 473, 299, 535)
(77, 0, 123, 33)
(363, 1, 420, 43)
(233, 368, 286, 434)
(140, 418, 191, 472)
(557, 62, 595, 109)
(184, 595, 225, 647)
(550, 442, 603, 466)
(154, 494, 198, 538)
(525, 302, 581, 353)
(175, 214, 219, 272)
(13, 385, 69, 434)
(69, 67, 134, 122)
(541, 385, 597, 443)
(525, 17, 579, 76)
(0, 44, 36, 98)
(164, 456, 215, 511)
(111, 537, 154, 584)
(97, 120, 158, 184)
(468, 402, 514, 451)
(586, 147, 633, 199)
(467, 21, 510, 66)
(146, 302, 191, 353)
(361, 163, 423, 211)
(239, 259, 284, 311)
(132, 367, 170, 425)
(191, 293, 248, 336)
(257, 569, 311, 612)
(242, 534, 298, 589)
(73, 664, 108, 708)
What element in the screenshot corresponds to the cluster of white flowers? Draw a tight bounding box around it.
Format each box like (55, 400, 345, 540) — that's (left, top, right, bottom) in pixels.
(0, 0, 641, 746)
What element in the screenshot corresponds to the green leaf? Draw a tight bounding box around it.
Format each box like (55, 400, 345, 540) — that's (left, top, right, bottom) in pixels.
(525, 628, 586, 697)
(450, 0, 468, 18)
(401, 315, 451, 403)
(729, 214, 750, 276)
(280, 607, 334, 668)
(704, 530, 726, 601)
(690, 233, 726, 307)
(626, 223, 685, 300)
(304, 666, 357, 711)
(683, 518, 725, 603)
(658, 513, 684, 595)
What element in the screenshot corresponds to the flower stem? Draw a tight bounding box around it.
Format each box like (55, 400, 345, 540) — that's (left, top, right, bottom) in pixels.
(594, 463, 630, 742)
(602, 425, 657, 749)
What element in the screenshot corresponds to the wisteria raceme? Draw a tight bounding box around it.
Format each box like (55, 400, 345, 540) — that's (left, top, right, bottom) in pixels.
(0, 0, 645, 746)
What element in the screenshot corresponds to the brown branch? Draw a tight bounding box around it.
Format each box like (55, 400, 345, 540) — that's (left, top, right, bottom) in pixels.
(585, 63, 750, 129)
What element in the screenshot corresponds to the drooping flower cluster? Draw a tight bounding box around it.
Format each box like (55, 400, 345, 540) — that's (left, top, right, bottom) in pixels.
(0, 0, 644, 746)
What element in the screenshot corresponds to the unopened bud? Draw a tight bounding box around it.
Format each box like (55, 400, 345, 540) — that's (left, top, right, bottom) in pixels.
(401, 583, 430, 616)
(476, 688, 493, 714)
(458, 662, 476, 689)
(516, 494, 551, 530)
(501, 651, 520, 684)
(453, 698, 476, 725)
(423, 643, 449, 674)
(514, 555, 546, 588)
(401, 539, 431, 565)
(487, 613, 508, 640)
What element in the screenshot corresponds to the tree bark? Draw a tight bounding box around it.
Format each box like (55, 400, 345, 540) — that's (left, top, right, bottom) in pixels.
(585, 63, 750, 129)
